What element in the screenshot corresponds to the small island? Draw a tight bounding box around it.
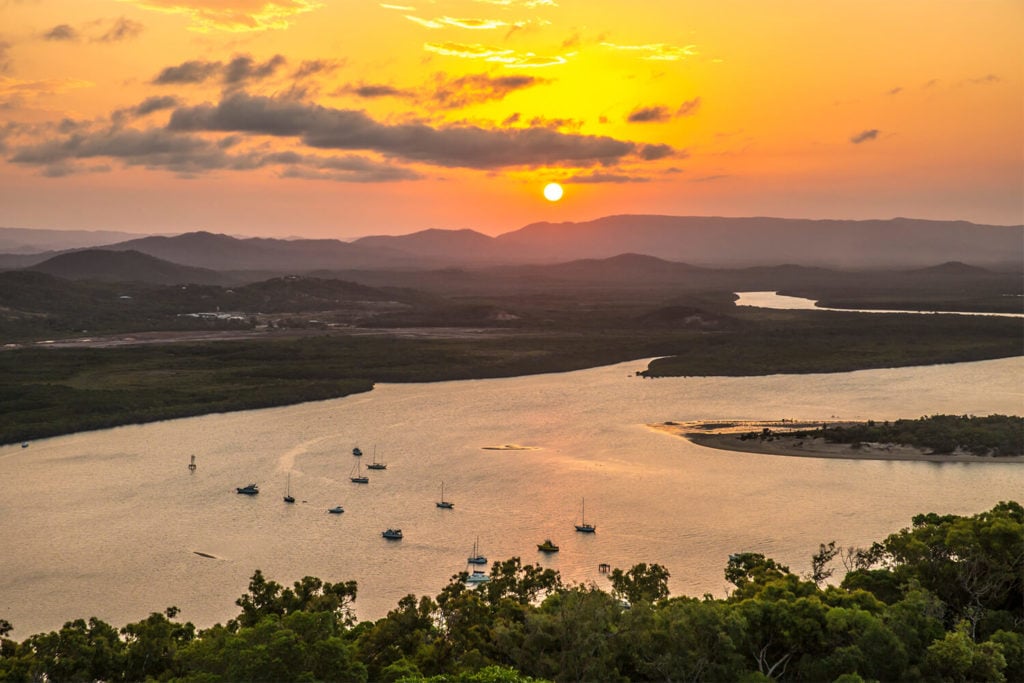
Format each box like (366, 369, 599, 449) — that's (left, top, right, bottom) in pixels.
(653, 415, 1023, 462)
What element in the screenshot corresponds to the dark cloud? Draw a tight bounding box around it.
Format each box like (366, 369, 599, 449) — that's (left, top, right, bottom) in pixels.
(345, 83, 413, 98)
(850, 129, 879, 144)
(676, 97, 700, 116)
(167, 92, 641, 169)
(133, 95, 180, 116)
(886, 86, 903, 96)
(98, 17, 144, 42)
(502, 112, 521, 126)
(224, 54, 286, 85)
(0, 40, 11, 74)
(691, 174, 729, 183)
(627, 105, 671, 123)
(152, 54, 285, 87)
(432, 72, 546, 109)
(43, 24, 79, 41)
(639, 143, 673, 160)
(293, 59, 341, 79)
(8, 122, 420, 182)
(564, 172, 650, 183)
(527, 115, 582, 131)
(153, 59, 222, 85)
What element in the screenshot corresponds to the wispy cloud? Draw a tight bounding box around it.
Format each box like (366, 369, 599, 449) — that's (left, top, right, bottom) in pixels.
(677, 97, 700, 116)
(602, 41, 697, 61)
(116, 0, 323, 33)
(98, 17, 144, 42)
(473, 0, 557, 7)
(405, 15, 511, 30)
(563, 171, 650, 183)
(0, 40, 11, 74)
(849, 129, 879, 144)
(0, 75, 93, 97)
(424, 41, 567, 68)
(432, 72, 545, 108)
(339, 83, 414, 98)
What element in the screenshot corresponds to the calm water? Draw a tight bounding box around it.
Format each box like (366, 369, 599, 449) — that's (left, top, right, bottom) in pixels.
(1, 357, 1022, 638)
(735, 291, 1024, 317)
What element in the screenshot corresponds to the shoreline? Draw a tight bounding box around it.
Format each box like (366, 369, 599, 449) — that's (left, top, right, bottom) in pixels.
(651, 421, 1024, 463)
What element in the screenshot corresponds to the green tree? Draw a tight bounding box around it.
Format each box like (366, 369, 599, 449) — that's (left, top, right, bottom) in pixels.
(609, 563, 670, 604)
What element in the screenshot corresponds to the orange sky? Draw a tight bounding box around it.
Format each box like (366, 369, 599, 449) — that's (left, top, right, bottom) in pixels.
(0, 0, 1020, 238)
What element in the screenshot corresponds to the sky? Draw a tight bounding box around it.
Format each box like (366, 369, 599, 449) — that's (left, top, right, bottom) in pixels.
(0, 0, 1020, 239)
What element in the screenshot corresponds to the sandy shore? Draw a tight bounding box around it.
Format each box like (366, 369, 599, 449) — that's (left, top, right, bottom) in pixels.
(650, 420, 1024, 463)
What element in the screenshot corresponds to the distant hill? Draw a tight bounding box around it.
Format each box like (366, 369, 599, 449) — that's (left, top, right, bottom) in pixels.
(28, 249, 229, 285)
(492, 216, 1024, 268)
(352, 228, 499, 263)
(0, 227, 158, 254)
(103, 231, 417, 271)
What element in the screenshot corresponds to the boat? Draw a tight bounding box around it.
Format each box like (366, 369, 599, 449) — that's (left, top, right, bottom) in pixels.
(366, 446, 387, 470)
(236, 483, 259, 495)
(382, 528, 403, 539)
(352, 447, 362, 456)
(537, 539, 559, 552)
(350, 460, 369, 484)
(328, 505, 344, 514)
(283, 473, 295, 504)
(467, 537, 487, 565)
(466, 569, 491, 584)
(436, 481, 454, 509)
(574, 498, 596, 533)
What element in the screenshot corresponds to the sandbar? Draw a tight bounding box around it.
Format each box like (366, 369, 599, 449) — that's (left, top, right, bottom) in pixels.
(650, 420, 1024, 463)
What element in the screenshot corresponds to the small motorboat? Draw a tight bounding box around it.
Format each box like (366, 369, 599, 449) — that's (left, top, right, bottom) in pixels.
(537, 539, 559, 553)
(236, 483, 259, 495)
(328, 505, 344, 514)
(382, 528, 403, 539)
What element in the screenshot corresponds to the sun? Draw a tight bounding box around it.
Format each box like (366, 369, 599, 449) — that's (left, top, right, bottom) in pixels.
(543, 182, 564, 202)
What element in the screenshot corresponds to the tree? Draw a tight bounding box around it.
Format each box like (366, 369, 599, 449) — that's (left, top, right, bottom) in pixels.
(609, 563, 670, 604)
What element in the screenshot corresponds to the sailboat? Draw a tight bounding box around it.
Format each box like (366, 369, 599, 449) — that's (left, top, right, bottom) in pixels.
(350, 460, 369, 484)
(436, 481, 454, 509)
(575, 498, 596, 533)
(283, 473, 295, 503)
(366, 446, 387, 470)
(467, 537, 487, 565)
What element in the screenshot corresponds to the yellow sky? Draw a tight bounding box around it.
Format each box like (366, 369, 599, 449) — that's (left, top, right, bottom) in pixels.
(0, 0, 1020, 237)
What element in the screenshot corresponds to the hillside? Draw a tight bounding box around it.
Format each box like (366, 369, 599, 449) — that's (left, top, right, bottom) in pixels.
(28, 249, 228, 285)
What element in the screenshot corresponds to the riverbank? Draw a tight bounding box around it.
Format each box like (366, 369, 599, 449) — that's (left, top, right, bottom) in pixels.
(651, 421, 1024, 462)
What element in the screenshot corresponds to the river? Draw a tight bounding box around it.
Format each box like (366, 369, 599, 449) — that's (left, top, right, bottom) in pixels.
(734, 291, 1024, 317)
(1, 357, 1022, 638)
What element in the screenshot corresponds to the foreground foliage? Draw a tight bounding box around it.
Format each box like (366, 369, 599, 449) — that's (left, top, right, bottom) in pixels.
(1, 503, 1022, 682)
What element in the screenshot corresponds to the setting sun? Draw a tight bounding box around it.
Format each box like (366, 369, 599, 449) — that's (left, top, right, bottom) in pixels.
(543, 183, 564, 202)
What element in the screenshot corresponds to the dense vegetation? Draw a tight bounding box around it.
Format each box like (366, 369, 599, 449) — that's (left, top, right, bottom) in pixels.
(1, 502, 1021, 682)
(820, 415, 1023, 456)
(2, 271, 1021, 446)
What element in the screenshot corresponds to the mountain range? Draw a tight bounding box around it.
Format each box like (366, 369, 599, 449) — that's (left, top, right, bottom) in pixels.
(2, 215, 1021, 273)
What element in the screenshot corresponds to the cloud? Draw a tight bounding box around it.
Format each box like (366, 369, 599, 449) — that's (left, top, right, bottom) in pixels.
(965, 74, 1000, 86)
(639, 143, 674, 160)
(423, 41, 567, 68)
(152, 54, 286, 86)
(380, 3, 415, 10)
(405, 15, 444, 29)
(166, 91, 643, 169)
(0, 40, 11, 74)
(223, 54, 286, 84)
(602, 41, 697, 61)
(98, 17, 144, 42)
(886, 86, 903, 96)
(432, 72, 545, 108)
(849, 129, 879, 144)
(43, 24, 79, 41)
(132, 95, 180, 116)
(406, 15, 510, 30)
(0, 74, 93, 97)
(676, 97, 700, 116)
(472, 0, 557, 7)
(153, 59, 222, 84)
(8, 121, 421, 182)
(343, 83, 413, 98)
(115, 0, 323, 33)
(293, 59, 341, 79)
(627, 106, 671, 123)
(563, 171, 650, 183)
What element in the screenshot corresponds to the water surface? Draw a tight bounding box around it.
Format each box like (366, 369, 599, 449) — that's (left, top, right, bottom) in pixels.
(1, 357, 1022, 638)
